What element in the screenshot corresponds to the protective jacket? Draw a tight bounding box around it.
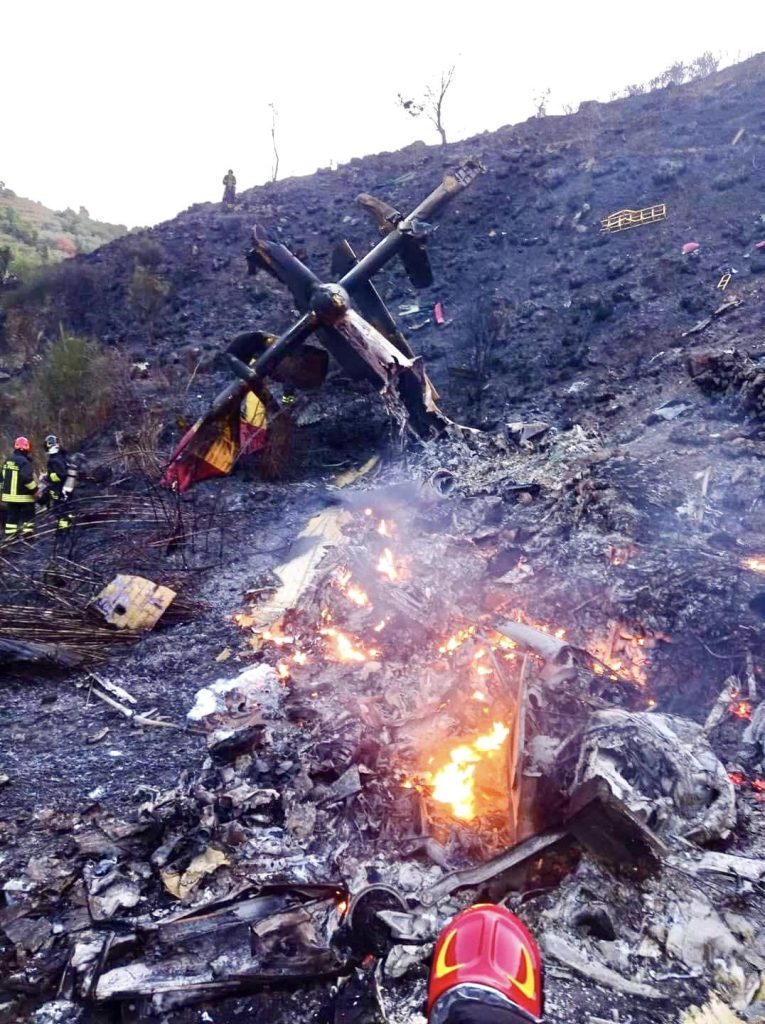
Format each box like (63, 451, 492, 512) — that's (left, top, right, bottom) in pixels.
(1, 451, 37, 503)
(47, 449, 69, 501)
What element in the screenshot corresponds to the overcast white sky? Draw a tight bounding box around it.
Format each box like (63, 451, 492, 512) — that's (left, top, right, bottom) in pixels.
(4, 0, 764, 228)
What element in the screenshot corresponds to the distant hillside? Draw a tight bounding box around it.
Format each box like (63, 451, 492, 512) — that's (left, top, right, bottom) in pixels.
(0, 182, 128, 280)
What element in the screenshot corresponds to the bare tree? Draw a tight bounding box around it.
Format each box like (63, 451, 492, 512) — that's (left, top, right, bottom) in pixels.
(268, 102, 280, 183)
(398, 65, 456, 146)
(533, 88, 551, 118)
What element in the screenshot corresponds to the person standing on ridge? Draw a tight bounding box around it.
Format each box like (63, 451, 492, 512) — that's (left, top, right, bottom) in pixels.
(1, 437, 38, 540)
(222, 169, 237, 208)
(42, 434, 74, 531)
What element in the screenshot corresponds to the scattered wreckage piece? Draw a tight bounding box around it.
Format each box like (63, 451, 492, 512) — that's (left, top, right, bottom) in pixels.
(600, 203, 667, 233)
(92, 574, 176, 630)
(163, 158, 485, 490)
(681, 296, 742, 337)
(92, 885, 350, 1009)
(88, 685, 179, 729)
(681, 997, 747, 1024)
(541, 932, 663, 999)
(493, 620, 576, 686)
(667, 849, 765, 883)
(243, 507, 353, 630)
(560, 709, 736, 845)
(187, 663, 275, 755)
(420, 830, 569, 906)
(564, 776, 667, 874)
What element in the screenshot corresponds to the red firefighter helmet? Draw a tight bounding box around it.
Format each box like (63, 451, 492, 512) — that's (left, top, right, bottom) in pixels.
(14, 436, 31, 452)
(427, 905, 543, 1023)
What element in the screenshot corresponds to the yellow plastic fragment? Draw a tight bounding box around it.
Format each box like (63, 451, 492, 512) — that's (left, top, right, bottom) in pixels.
(93, 575, 176, 630)
(332, 454, 380, 488)
(601, 203, 667, 233)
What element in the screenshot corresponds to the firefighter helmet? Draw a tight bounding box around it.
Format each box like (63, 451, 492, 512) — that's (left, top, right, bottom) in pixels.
(427, 904, 543, 1022)
(44, 434, 59, 451)
(14, 436, 31, 452)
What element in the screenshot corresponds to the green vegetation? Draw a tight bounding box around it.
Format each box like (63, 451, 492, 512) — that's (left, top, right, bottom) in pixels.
(0, 181, 127, 281)
(0, 329, 119, 459)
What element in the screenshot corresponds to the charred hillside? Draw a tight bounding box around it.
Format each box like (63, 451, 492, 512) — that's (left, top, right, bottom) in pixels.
(3, 53, 765, 431)
(3, 54, 765, 1024)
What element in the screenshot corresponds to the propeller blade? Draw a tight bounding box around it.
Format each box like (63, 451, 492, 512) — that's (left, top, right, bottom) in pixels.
(399, 233, 434, 289)
(331, 240, 415, 358)
(247, 224, 320, 310)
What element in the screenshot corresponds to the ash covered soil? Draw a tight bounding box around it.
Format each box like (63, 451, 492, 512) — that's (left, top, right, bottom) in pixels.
(3, 54, 765, 1024)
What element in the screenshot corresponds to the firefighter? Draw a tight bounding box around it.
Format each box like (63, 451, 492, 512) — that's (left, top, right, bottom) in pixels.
(222, 169, 237, 208)
(43, 434, 73, 530)
(1, 437, 38, 540)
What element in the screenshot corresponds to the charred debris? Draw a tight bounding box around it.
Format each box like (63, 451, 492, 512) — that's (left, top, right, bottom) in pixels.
(4, 441, 765, 1023)
(4, 60, 765, 1024)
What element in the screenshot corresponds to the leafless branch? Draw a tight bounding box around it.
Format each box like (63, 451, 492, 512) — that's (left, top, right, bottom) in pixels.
(268, 102, 280, 183)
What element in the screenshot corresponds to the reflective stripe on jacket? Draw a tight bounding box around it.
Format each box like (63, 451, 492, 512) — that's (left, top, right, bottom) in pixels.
(47, 450, 69, 500)
(1, 452, 37, 503)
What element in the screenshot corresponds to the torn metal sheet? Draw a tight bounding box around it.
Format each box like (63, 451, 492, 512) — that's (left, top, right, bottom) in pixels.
(420, 829, 568, 906)
(161, 847, 230, 901)
(94, 887, 349, 1006)
(249, 507, 353, 628)
(564, 775, 667, 872)
(568, 709, 736, 845)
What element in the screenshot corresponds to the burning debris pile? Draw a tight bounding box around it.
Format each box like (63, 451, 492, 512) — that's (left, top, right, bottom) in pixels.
(6, 57, 765, 1023)
(5, 454, 765, 1023)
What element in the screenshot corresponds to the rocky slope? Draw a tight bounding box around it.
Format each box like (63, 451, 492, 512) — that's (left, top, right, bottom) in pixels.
(2, 53, 765, 1024)
(3, 54, 764, 421)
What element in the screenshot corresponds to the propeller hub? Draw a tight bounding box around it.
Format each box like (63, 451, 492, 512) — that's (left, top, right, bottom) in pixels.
(311, 283, 350, 324)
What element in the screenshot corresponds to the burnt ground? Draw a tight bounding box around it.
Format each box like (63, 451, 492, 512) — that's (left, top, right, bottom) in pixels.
(2, 53, 765, 1024)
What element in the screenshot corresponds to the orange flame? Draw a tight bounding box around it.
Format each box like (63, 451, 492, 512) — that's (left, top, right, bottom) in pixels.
(321, 626, 379, 662)
(438, 626, 476, 654)
(334, 568, 372, 608)
(428, 722, 510, 820)
(729, 771, 765, 795)
(730, 699, 752, 720)
(588, 629, 649, 687)
(377, 547, 400, 582)
(377, 519, 391, 537)
(261, 626, 294, 647)
(742, 556, 765, 575)
(346, 584, 370, 607)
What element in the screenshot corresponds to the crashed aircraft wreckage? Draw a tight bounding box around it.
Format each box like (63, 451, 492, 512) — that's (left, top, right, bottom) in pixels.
(162, 158, 485, 491)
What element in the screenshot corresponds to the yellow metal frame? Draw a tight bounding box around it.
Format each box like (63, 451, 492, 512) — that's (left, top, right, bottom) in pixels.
(601, 204, 667, 233)
(717, 273, 732, 291)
